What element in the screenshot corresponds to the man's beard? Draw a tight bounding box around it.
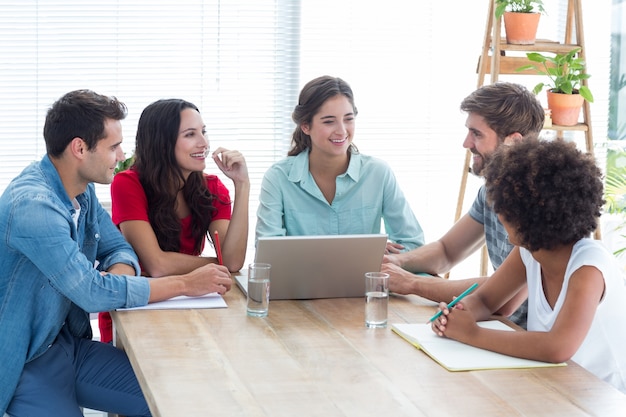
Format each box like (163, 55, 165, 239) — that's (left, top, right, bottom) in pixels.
(471, 151, 490, 176)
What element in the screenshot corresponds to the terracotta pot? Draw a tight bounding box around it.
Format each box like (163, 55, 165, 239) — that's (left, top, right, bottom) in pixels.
(547, 90, 585, 126)
(503, 12, 540, 45)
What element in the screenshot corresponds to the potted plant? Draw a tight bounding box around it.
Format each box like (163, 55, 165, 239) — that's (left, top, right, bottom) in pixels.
(517, 47, 594, 126)
(495, 0, 546, 45)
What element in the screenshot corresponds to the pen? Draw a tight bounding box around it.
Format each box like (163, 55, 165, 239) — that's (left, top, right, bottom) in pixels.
(427, 282, 478, 323)
(214, 231, 223, 265)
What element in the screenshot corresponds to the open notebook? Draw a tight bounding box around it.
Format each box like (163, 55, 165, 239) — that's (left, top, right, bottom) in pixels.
(391, 320, 567, 372)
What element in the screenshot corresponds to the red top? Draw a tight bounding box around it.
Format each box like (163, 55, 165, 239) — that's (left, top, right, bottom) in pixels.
(98, 169, 232, 343)
(111, 169, 232, 255)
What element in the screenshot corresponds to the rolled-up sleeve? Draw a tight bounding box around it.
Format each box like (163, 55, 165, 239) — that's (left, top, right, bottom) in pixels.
(380, 165, 425, 251)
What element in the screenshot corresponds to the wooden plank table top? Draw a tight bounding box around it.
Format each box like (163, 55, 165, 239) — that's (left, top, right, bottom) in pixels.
(111, 283, 626, 417)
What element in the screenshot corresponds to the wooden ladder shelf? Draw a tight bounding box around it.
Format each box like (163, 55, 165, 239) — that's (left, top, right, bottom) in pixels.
(456, 0, 598, 276)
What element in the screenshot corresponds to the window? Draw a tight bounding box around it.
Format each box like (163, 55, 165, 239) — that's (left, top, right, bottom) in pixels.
(0, 0, 299, 263)
(0, 0, 613, 274)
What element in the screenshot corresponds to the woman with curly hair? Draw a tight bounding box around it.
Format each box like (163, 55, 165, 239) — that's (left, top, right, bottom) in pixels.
(98, 98, 249, 342)
(431, 138, 626, 394)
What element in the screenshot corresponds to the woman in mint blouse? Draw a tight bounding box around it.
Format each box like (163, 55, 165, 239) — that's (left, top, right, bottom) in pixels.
(256, 75, 424, 252)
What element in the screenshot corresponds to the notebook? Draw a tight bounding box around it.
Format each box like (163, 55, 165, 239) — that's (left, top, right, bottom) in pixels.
(391, 320, 567, 372)
(235, 234, 388, 300)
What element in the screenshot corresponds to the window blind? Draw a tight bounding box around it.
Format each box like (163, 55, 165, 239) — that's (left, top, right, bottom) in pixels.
(0, 0, 611, 275)
(0, 0, 299, 264)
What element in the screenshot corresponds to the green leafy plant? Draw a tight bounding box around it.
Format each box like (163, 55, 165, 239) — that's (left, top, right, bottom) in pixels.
(114, 154, 134, 174)
(495, 0, 546, 19)
(604, 148, 626, 258)
(517, 48, 594, 103)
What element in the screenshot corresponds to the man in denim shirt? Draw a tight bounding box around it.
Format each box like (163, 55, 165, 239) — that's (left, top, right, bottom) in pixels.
(0, 90, 233, 416)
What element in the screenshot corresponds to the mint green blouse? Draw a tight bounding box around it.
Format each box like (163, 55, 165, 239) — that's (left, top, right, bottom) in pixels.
(255, 149, 424, 251)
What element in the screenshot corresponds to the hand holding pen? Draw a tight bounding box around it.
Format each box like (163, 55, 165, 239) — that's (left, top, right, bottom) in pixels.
(428, 282, 478, 323)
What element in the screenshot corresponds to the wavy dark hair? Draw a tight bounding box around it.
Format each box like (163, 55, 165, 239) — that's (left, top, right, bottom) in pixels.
(484, 138, 604, 251)
(289, 75, 359, 156)
(132, 99, 218, 254)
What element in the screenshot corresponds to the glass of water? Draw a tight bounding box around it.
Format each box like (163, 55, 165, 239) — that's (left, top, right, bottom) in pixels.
(364, 272, 389, 328)
(247, 263, 271, 317)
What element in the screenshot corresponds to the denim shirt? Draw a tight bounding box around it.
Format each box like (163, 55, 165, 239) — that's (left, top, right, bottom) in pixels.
(255, 149, 425, 250)
(0, 155, 149, 413)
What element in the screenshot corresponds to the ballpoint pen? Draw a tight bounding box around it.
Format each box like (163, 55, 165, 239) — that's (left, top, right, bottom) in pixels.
(427, 282, 478, 323)
(214, 231, 223, 265)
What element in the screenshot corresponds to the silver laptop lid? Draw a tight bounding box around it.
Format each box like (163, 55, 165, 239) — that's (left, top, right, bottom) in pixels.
(237, 234, 387, 300)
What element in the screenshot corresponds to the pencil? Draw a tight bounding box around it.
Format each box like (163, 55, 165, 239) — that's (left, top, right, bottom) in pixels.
(214, 231, 223, 265)
(427, 282, 478, 323)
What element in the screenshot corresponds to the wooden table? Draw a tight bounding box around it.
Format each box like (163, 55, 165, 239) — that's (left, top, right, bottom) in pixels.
(111, 285, 626, 417)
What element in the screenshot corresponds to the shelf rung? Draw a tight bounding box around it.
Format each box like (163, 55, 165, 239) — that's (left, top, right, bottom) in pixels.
(497, 40, 582, 54)
(544, 123, 589, 132)
(478, 56, 543, 75)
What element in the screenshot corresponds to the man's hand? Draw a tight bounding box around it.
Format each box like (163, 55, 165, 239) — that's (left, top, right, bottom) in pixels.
(381, 262, 421, 295)
(182, 263, 232, 297)
(148, 263, 232, 303)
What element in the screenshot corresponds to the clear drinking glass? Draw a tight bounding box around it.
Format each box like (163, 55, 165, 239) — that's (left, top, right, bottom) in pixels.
(364, 272, 389, 328)
(247, 263, 271, 317)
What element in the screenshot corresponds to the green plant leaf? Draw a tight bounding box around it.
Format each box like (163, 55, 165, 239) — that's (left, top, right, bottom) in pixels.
(516, 47, 593, 102)
(532, 82, 545, 95)
(604, 149, 626, 214)
(114, 155, 135, 174)
(526, 52, 547, 63)
(494, 0, 546, 17)
(579, 85, 594, 103)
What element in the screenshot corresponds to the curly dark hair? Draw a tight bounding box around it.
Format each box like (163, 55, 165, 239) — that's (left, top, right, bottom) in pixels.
(483, 138, 604, 251)
(132, 99, 220, 255)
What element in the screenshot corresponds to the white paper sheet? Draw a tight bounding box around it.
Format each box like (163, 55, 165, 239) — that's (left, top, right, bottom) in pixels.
(117, 292, 227, 311)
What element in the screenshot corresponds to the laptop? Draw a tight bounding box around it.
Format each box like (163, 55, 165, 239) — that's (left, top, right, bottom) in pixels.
(235, 234, 388, 300)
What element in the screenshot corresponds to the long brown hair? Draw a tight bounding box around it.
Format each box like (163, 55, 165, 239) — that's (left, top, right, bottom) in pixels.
(289, 76, 359, 156)
(132, 99, 221, 254)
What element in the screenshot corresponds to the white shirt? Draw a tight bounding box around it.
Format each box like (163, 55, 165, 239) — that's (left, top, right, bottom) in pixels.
(522, 238, 626, 394)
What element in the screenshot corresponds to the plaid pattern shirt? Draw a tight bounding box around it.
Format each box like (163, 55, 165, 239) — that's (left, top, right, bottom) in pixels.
(469, 185, 527, 329)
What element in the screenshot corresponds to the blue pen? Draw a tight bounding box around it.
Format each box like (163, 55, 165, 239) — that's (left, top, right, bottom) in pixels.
(427, 282, 479, 323)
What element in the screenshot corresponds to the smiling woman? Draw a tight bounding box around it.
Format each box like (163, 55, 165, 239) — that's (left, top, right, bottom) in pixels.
(255, 75, 425, 253)
(97, 98, 251, 344)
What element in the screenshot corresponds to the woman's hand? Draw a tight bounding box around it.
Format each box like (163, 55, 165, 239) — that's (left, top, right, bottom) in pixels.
(431, 301, 478, 342)
(385, 241, 404, 254)
(212, 147, 249, 185)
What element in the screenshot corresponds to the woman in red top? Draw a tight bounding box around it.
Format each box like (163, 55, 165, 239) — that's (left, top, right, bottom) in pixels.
(98, 99, 250, 342)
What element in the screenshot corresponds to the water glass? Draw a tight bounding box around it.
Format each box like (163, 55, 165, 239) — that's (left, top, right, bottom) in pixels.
(364, 272, 389, 328)
(247, 263, 271, 317)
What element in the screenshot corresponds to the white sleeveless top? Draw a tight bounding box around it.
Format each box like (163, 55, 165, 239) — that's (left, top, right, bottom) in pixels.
(521, 238, 626, 394)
